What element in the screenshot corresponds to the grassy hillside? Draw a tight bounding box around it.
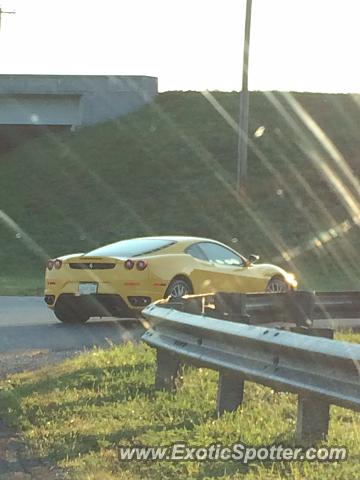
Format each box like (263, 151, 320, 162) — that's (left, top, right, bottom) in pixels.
(1, 91, 360, 294)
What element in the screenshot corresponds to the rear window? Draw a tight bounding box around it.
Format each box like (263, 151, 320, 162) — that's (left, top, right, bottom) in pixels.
(85, 238, 176, 258)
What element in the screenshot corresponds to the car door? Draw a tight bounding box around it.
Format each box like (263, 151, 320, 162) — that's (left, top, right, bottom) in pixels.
(187, 242, 261, 293)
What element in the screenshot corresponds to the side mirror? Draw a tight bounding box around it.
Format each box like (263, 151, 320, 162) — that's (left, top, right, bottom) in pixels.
(248, 254, 260, 264)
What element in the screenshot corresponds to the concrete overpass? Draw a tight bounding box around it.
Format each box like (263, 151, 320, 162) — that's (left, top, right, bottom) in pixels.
(0, 74, 158, 127)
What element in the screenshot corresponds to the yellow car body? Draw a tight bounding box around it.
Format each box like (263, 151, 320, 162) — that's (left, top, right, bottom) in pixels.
(44, 236, 297, 324)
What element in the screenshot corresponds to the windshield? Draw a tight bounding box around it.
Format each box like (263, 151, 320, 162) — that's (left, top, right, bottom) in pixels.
(85, 238, 176, 258)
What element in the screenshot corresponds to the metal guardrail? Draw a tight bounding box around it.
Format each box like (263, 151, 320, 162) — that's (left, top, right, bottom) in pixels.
(157, 290, 360, 328)
(141, 292, 360, 443)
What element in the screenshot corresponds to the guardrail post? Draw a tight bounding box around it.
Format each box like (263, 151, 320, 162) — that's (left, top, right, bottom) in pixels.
(155, 349, 182, 391)
(286, 291, 316, 326)
(294, 327, 332, 442)
(214, 293, 250, 323)
(217, 372, 244, 416)
(296, 395, 330, 443)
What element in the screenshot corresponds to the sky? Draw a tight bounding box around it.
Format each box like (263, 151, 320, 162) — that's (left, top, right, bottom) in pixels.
(0, 0, 359, 93)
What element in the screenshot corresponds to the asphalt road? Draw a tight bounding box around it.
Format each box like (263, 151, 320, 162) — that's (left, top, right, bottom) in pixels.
(0, 296, 145, 353)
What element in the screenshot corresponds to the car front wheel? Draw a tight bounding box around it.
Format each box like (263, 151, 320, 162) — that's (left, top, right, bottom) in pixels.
(266, 277, 289, 293)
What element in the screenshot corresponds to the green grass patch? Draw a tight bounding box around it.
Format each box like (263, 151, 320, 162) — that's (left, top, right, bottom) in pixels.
(0, 274, 43, 296)
(1, 335, 359, 479)
(2, 91, 360, 293)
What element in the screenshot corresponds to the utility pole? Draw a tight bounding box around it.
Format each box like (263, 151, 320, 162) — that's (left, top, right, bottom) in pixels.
(237, 0, 253, 192)
(0, 6, 16, 31)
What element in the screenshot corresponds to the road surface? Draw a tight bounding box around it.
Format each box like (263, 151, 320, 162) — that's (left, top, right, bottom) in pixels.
(0, 296, 145, 352)
(0, 296, 145, 376)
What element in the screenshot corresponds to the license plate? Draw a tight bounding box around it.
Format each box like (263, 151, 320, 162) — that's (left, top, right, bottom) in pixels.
(79, 282, 98, 295)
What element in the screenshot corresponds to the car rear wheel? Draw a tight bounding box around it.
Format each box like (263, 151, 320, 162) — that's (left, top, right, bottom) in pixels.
(54, 302, 89, 324)
(266, 277, 289, 293)
(165, 277, 193, 299)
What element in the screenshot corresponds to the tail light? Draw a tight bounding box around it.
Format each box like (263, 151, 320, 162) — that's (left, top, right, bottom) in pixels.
(47, 260, 54, 270)
(136, 260, 148, 271)
(54, 259, 63, 269)
(124, 259, 135, 270)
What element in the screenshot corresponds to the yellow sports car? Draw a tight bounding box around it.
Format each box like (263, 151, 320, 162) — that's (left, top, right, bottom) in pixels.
(44, 236, 297, 324)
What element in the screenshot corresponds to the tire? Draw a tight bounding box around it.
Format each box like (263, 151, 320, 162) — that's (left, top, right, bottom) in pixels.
(165, 277, 193, 299)
(54, 301, 89, 324)
(266, 276, 289, 293)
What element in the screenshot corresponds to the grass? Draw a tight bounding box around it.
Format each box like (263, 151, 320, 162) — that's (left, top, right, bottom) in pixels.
(0, 332, 359, 479)
(0, 275, 43, 296)
(1, 91, 360, 293)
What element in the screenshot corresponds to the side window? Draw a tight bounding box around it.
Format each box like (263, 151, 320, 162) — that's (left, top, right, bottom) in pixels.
(198, 242, 244, 267)
(186, 243, 208, 261)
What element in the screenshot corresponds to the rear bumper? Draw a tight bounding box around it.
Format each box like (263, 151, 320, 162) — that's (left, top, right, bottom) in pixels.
(45, 278, 163, 311)
(49, 293, 135, 318)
